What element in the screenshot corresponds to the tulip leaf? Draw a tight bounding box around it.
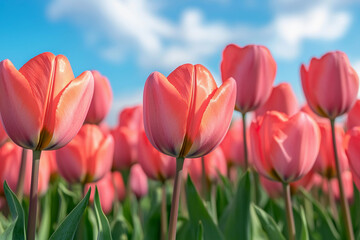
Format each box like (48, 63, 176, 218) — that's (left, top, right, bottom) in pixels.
(143, 187, 161, 240)
(219, 171, 251, 240)
(93, 186, 113, 240)
(196, 221, 204, 240)
(178, 176, 224, 240)
(253, 204, 285, 240)
(49, 187, 91, 240)
(299, 207, 309, 240)
(38, 190, 52, 240)
(0, 181, 26, 240)
(300, 189, 339, 240)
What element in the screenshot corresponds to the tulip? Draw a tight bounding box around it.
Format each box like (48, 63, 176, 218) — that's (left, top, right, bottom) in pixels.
(111, 105, 143, 171)
(0, 142, 22, 195)
(300, 104, 327, 123)
(84, 172, 115, 214)
(129, 164, 148, 199)
(0, 52, 94, 240)
(143, 63, 236, 240)
(56, 124, 114, 184)
(85, 70, 113, 124)
(301, 51, 358, 240)
(112, 172, 126, 202)
(255, 83, 298, 117)
(221, 44, 276, 170)
(323, 171, 353, 204)
(347, 100, 360, 131)
(0, 123, 8, 147)
(250, 111, 320, 240)
(345, 127, 360, 191)
(313, 122, 348, 178)
(301, 51, 358, 119)
(220, 119, 253, 169)
(138, 130, 176, 182)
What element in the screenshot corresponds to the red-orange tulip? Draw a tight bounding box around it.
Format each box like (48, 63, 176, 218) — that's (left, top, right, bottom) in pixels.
(138, 130, 176, 182)
(347, 100, 360, 131)
(301, 51, 359, 119)
(313, 122, 348, 178)
(323, 171, 353, 204)
(56, 124, 114, 184)
(129, 164, 148, 199)
(0, 142, 22, 195)
(0, 123, 8, 147)
(85, 70, 112, 124)
(250, 111, 320, 183)
(143, 64, 236, 158)
(345, 127, 360, 191)
(112, 171, 126, 202)
(221, 44, 276, 113)
(0, 52, 94, 150)
(255, 83, 298, 117)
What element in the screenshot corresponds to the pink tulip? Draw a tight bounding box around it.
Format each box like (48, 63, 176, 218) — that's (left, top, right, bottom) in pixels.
(346, 100, 360, 131)
(23, 150, 51, 196)
(143, 64, 236, 158)
(111, 105, 143, 170)
(138, 130, 176, 182)
(250, 111, 320, 183)
(0, 142, 22, 195)
(220, 119, 252, 168)
(0, 123, 8, 147)
(221, 44, 276, 113)
(85, 172, 115, 214)
(112, 172, 126, 201)
(345, 127, 360, 191)
(313, 122, 348, 178)
(56, 124, 114, 184)
(0, 52, 94, 150)
(85, 70, 113, 124)
(255, 83, 298, 117)
(118, 105, 143, 131)
(183, 148, 227, 192)
(323, 171, 353, 204)
(300, 104, 327, 123)
(129, 164, 148, 199)
(301, 51, 359, 119)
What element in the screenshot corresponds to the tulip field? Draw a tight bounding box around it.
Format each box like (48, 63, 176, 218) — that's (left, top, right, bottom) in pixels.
(0, 44, 360, 240)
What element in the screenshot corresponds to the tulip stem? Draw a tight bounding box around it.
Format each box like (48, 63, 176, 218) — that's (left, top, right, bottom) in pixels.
(161, 183, 167, 240)
(330, 119, 354, 240)
(27, 150, 41, 240)
(168, 157, 184, 240)
(282, 183, 295, 240)
(201, 157, 208, 199)
(16, 148, 28, 201)
(242, 113, 249, 170)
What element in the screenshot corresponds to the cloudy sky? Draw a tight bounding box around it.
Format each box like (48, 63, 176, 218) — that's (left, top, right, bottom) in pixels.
(1, 0, 360, 125)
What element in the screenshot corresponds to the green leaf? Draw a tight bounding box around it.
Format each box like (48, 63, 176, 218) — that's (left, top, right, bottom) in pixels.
(49, 187, 91, 240)
(178, 176, 224, 240)
(0, 181, 26, 240)
(300, 189, 339, 240)
(143, 187, 161, 240)
(299, 207, 309, 240)
(196, 221, 204, 240)
(219, 171, 251, 240)
(253, 204, 285, 240)
(93, 186, 112, 240)
(38, 191, 52, 240)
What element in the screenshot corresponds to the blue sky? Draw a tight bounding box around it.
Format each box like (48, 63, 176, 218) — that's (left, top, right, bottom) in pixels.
(1, 0, 360, 125)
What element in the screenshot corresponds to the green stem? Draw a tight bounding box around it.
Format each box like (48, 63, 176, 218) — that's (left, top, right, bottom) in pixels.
(283, 183, 295, 240)
(168, 157, 184, 240)
(242, 113, 249, 170)
(210, 183, 217, 224)
(16, 148, 28, 201)
(26, 150, 42, 240)
(330, 119, 354, 240)
(201, 157, 207, 199)
(161, 183, 167, 240)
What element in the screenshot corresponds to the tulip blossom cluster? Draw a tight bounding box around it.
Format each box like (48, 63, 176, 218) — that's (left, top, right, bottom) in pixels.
(0, 43, 360, 240)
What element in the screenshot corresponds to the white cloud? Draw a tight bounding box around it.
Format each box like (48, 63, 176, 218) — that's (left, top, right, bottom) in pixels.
(47, 0, 352, 69)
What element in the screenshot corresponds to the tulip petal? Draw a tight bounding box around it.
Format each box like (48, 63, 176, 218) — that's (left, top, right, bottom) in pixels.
(91, 134, 114, 182)
(187, 78, 236, 157)
(143, 71, 188, 156)
(0, 60, 42, 148)
(45, 71, 94, 150)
